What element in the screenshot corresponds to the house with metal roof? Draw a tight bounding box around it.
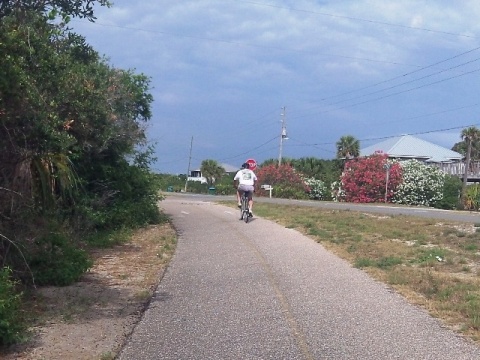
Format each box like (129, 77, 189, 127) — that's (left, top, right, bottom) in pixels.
(360, 135, 463, 163)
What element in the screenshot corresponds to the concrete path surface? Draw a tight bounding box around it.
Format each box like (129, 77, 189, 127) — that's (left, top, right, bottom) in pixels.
(118, 195, 480, 359)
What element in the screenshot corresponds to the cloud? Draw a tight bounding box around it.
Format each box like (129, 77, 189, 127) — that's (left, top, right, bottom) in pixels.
(72, 0, 480, 173)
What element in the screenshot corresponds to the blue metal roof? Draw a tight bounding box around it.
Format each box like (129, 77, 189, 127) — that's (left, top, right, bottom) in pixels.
(360, 135, 463, 163)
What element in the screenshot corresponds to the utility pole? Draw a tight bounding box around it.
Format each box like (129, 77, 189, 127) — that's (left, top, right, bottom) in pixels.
(184, 136, 193, 192)
(278, 106, 288, 166)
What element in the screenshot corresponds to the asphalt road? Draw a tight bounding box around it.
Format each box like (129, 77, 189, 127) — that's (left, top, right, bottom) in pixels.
(118, 194, 480, 359)
(173, 193, 480, 223)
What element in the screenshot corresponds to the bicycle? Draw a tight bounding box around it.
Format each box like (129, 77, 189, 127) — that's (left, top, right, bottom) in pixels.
(239, 190, 252, 223)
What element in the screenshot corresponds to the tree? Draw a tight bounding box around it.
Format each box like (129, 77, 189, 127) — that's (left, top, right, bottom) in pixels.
(291, 157, 325, 177)
(260, 157, 293, 168)
(336, 135, 360, 159)
(0, 0, 111, 21)
(453, 129, 480, 161)
(291, 157, 342, 179)
(460, 126, 480, 205)
(0, 8, 158, 284)
(200, 160, 225, 186)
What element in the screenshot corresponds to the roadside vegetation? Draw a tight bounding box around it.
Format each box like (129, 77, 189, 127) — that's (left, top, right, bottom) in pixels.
(251, 202, 480, 342)
(0, 1, 163, 346)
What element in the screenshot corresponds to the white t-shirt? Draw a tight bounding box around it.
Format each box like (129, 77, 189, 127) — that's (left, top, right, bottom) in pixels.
(234, 169, 257, 186)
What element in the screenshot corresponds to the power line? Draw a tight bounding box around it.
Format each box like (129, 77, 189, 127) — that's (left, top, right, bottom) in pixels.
(296, 123, 480, 148)
(218, 135, 278, 162)
(231, 0, 477, 39)
(370, 103, 480, 127)
(292, 66, 480, 120)
(72, 20, 430, 68)
(293, 46, 480, 118)
(324, 57, 480, 109)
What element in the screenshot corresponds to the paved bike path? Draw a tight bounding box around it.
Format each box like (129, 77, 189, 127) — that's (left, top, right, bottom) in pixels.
(118, 196, 480, 359)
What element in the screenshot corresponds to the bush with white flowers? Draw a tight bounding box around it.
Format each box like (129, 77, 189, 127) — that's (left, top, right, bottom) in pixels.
(330, 180, 345, 202)
(304, 177, 327, 200)
(392, 160, 445, 207)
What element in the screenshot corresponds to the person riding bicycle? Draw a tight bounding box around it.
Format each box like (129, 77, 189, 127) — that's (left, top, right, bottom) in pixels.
(234, 162, 257, 217)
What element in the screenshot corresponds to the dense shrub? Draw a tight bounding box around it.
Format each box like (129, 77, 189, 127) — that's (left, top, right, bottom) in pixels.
(341, 152, 402, 203)
(29, 233, 92, 286)
(256, 164, 309, 199)
(76, 157, 162, 232)
(273, 184, 309, 199)
(156, 173, 186, 192)
(392, 160, 445, 207)
(463, 184, 480, 211)
(213, 173, 237, 195)
(0, 267, 24, 345)
(214, 183, 236, 195)
(291, 157, 343, 196)
(435, 175, 462, 210)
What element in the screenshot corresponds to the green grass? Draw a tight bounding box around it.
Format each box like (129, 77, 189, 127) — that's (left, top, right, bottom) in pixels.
(230, 201, 480, 343)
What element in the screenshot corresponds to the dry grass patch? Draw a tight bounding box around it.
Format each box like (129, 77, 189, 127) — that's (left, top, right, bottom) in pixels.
(250, 202, 480, 343)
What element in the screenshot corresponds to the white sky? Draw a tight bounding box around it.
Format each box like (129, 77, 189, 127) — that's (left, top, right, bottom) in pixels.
(72, 0, 480, 173)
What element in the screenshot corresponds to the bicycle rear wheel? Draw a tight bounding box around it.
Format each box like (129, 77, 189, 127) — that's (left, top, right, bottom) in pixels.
(240, 195, 246, 220)
(243, 196, 249, 223)
(241, 195, 249, 222)
(243, 208, 249, 223)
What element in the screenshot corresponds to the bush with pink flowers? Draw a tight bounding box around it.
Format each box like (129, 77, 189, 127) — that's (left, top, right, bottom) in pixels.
(256, 163, 310, 199)
(340, 152, 402, 203)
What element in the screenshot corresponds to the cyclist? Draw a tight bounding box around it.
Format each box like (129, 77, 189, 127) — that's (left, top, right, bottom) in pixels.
(233, 162, 257, 217)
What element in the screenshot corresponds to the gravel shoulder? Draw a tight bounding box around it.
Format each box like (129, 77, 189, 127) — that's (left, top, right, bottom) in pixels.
(0, 222, 176, 360)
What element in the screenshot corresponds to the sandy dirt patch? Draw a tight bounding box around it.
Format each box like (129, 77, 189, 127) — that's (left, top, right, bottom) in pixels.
(1, 222, 176, 360)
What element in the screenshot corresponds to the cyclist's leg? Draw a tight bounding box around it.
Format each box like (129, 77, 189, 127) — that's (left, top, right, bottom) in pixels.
(237, 189, 245, 219)
(236, 189, 242, 207)
(246, 188, 254, 216)
(238, 188, 247, 210)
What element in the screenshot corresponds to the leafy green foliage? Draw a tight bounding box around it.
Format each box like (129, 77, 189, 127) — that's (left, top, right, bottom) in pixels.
(214, 173, 237, 195)
(0, 0, 111, 22)
(435, 175, 462, 210)
(290, 157, 342, 199)
(76, 153, 162, 232)
(0, 7, 160, 289)
(156, 173, 187, 192)
(0, 267, 23, 345)
(84, 228, 132, 248)
(464, 184, 480, 211)
(200, 159, 225, 185)
(29, 233, 93, 286)
(336, 135, 360, 159)
(460, 126, 480, 204)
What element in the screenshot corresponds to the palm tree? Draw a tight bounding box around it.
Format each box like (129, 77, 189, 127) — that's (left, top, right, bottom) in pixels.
(460, 126, 480, 204)
(200, 159, 225, 186)
(336, 135, 360, 159)
(453, 138, 480, 161)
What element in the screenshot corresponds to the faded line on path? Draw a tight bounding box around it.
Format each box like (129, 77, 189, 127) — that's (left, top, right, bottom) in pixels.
(225, 218, 314, 360)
